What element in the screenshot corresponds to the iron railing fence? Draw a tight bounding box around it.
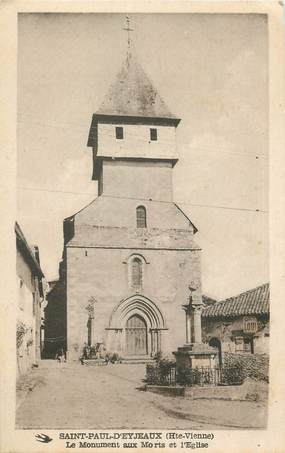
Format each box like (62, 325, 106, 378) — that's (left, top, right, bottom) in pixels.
(146, 363, 177, 386)
(146, 364, 244, 387)
(177, 367, 221, 387)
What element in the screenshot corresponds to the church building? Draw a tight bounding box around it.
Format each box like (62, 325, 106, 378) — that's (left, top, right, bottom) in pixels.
(60, 47, 203, 361)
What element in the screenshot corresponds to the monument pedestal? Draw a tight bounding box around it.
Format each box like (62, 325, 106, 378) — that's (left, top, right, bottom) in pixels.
(173, 342, 218, 371)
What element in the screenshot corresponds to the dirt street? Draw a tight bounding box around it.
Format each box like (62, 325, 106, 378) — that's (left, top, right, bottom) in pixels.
(16, 361, 267, 430)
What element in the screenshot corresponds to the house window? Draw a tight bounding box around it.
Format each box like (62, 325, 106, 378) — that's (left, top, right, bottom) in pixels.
(131, 258, 143, 290)
(150, 128, 157, 141)
(235, 337, 244, 353)
(235, 336, 254, 354)
(136, 206, 147, 228)
(244, 337, 254, 354)
(32, 293, 36, 316)
(116, 126, 124, 139)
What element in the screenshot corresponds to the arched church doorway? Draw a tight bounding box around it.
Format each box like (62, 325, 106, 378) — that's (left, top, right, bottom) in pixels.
(125, 314, 147, 356)
(209, 337, 222, 367)
(108, 295, 166, 358)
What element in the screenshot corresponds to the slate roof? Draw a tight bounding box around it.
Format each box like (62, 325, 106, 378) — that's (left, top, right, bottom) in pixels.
(96, 52, 178, 120)
(202, 283, 269, 318)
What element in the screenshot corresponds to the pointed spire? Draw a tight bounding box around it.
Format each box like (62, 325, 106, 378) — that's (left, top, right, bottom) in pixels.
(91, 15, 179, 124)
(97, 51, 177, 120)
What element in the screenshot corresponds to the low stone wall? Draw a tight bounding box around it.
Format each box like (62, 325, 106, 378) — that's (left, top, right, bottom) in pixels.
(145, 379, 268, 402)
(186, 379, 268, 402)
(223, 353, 269, 382)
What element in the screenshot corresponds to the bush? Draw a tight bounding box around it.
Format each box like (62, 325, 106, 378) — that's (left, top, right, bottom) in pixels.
(158, 358, 176, 384)
(221, 363, 245, 385)
(223, 353, 269, 382)
(146, 363, 159, 384)
(177, 368, 195, 386)
(145, 356, 176, 385)
(153, 351, 162, 362)
(105, 351, 122, 364)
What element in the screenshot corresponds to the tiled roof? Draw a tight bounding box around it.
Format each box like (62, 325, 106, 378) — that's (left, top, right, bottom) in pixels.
(202, 295, 217, 305)
(202, 283, 269, 318)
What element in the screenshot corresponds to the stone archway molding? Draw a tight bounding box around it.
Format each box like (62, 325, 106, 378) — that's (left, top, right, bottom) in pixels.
(108, 294, 167, 330)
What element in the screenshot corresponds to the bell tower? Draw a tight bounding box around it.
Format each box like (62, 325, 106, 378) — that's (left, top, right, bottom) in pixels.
(87, 23, 180, 202)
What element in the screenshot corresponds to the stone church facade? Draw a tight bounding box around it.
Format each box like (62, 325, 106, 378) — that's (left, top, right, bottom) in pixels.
(60, 51, 202, 361)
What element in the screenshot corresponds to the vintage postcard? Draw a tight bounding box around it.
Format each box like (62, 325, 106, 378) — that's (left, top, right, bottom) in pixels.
(0, 1, 285, 452)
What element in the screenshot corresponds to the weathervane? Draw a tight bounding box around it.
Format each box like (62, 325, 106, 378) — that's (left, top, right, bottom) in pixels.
(123, 14, 134, 50)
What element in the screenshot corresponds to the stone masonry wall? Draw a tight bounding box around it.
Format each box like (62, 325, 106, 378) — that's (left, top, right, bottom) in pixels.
(97, 123, 177, 161)
(66, 245, 201, 360)
(73, 197, 193, 231)
(101, 160, 173, 201)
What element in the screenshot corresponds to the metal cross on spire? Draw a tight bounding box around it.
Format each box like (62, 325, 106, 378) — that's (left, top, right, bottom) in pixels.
(123, 14, 134, 50)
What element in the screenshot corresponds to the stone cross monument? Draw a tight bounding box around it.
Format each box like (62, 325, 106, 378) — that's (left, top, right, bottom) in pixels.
(173, 286, 218, 370)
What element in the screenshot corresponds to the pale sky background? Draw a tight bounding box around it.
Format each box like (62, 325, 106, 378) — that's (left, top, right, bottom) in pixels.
(17, 13, 269, 300)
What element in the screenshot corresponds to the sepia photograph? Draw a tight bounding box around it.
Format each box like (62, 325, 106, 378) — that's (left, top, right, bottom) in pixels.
(15, 11, 270, 433)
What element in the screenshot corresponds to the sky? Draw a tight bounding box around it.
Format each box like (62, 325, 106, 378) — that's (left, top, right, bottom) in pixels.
(17, 13, 269, 300)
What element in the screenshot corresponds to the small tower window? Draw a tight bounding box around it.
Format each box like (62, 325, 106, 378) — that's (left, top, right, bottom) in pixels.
(136, 206, 147, 228)
(150, 128, 157, 141)
(131, 257, 143, 290)
(116, 126, 124, 139)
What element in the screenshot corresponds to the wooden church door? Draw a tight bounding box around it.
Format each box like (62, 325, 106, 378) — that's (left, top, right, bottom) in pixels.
(125, 315, 147, 355)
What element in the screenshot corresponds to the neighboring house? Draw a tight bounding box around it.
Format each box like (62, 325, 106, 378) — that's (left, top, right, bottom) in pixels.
(43, 265, 67, 358)
(16, 222, 45, 376)
(202, 283, 269, 364)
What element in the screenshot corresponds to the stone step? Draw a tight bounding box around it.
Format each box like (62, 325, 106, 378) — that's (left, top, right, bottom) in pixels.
(83, 359, 107, 366)
(82, 357, 155, 366)
(120, 357, 156, 365)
